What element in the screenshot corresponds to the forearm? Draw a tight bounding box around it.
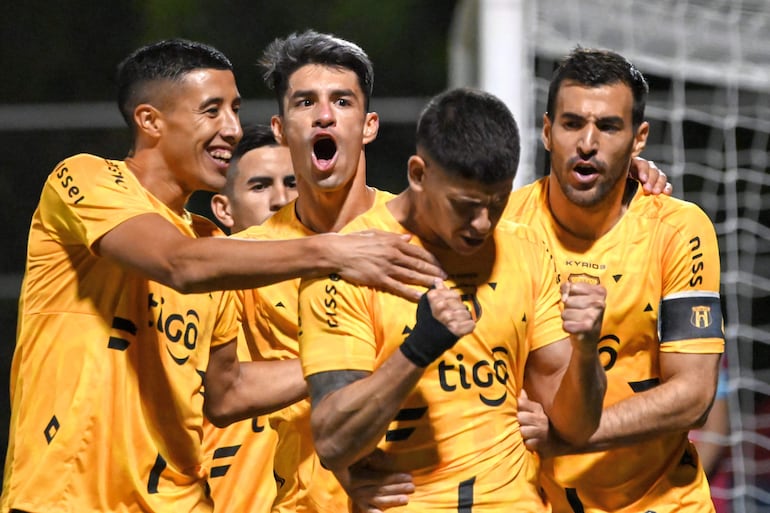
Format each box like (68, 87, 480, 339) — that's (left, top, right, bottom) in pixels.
(311, 353, 423, 472)
(549, 343, 606, 446)
(101, 216, 443, 300)
(167, 235, 338, 293)
(205, 359, 307, 427)
(99, 215, 340, 294)
(576, 377, 713, 453)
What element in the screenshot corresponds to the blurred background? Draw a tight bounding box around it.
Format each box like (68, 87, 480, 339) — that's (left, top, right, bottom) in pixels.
(1, 1, 768, 511)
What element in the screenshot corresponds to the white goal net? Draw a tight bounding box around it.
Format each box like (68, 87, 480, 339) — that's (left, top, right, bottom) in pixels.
(452, 0, 770, 511)
(535, 1, 770, 511)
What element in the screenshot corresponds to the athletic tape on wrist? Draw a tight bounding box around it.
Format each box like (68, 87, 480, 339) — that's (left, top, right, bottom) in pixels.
(399, 292, 460, 367)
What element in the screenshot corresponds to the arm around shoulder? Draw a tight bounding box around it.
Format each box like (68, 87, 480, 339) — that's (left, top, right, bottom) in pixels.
(96, 213, 353, 292)
(97, 217, 445, 297)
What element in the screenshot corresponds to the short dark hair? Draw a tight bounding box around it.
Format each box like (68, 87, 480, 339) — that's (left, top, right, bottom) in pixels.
(259, 29, 374, 114)
(416, 88, 520, 184)
(116, 38, 233, 129)
(546, 47, 649, 129)
(222, 124, 282, 197)
(233, 124, 279, 160)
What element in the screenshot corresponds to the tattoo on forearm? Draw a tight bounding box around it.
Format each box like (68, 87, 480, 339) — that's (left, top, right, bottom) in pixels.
(308, 370, 369, 407)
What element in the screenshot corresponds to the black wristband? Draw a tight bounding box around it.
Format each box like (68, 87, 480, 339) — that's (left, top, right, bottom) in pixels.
(399, 292, 460, 367)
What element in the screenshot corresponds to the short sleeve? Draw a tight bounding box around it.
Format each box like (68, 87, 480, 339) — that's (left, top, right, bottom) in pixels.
(39, 154, 156, 252)
(529, 238, 570, 352)
(659, 203, 724, 353)
(211, 290, 239, 348)
(298, 274, 377, 377)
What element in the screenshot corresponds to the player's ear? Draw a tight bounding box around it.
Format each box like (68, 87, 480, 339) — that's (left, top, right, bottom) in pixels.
(541, 112, 552, 152)
(210, 194, 235, 230)
(407, 155, 427, 192)
(363, 112, 379, 144)
(632, 121, 649, 158)
(135, 104, 162, 139)
(271, 115, 286, 146)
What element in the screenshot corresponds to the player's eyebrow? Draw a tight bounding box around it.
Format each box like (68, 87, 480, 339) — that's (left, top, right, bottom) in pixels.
(245, 176, 272, 185)
(290, 88, 357, 100)
(560, 112, 624, 126)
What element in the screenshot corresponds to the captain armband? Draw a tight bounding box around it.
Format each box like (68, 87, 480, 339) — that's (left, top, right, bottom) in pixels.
(658, 291, 724, 342)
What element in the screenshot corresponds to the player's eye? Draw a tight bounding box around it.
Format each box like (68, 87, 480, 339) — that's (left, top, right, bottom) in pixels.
(563, 120, 582, 129)
(598, 122, 621, 133)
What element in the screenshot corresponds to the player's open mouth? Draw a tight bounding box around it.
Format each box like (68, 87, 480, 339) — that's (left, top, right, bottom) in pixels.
(313, 136, 338, 171)
(571, 163, 601, 185)
(314, 137, 336, 160)
(574, 164, 597, 176)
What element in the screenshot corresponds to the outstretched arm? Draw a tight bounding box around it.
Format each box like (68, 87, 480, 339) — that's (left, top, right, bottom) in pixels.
(97, 214, 444, 300)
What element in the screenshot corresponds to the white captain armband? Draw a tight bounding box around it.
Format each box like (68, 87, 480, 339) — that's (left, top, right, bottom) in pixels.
(658, 291, 724, 342)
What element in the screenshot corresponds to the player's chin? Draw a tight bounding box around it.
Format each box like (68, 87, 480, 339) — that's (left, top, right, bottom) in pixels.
(201, 171, 227, 193)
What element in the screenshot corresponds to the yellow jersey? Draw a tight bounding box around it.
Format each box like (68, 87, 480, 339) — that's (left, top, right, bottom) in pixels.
(2, 154, 238, 513)
(298, 201, 567, 512)
(203, 190, 393, 513)
(201, 320, 278, 513)
(504, 177, 724, 513)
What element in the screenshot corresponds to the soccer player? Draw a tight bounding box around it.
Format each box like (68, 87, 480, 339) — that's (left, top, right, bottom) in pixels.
(0, 38, 445, 513)
(202, 123, 297, 513)
(205, 30, 417, 513)
(511, 47, 725, 512)
(210, 123, 298, 232)
(297, 87, 609, 511)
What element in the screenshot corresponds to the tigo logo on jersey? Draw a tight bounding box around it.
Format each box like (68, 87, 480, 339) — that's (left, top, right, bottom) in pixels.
(438, 346, 510, 407)
(148, 292, 201, 365)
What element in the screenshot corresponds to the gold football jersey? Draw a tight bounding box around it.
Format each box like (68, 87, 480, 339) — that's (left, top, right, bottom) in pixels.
(203, 190, 394, 513)
(503, 177, 724, 513)
(3, 154, 238, 513)
(299, 202, 567, 511)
